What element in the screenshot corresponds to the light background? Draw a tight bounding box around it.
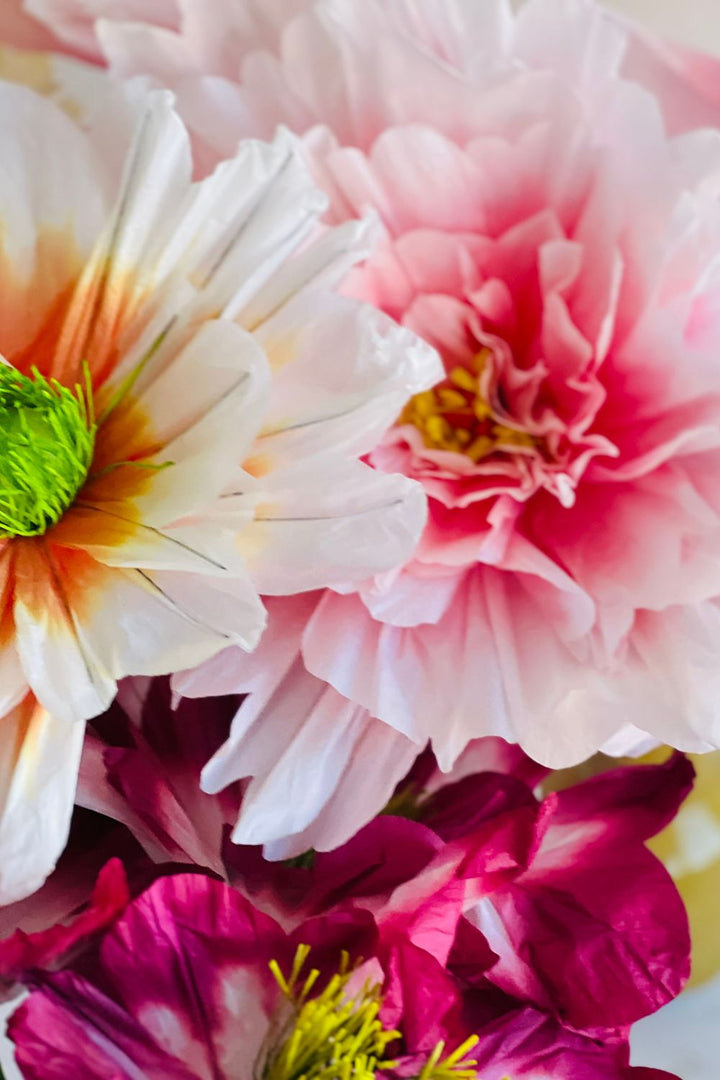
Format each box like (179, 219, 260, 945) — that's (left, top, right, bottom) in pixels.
(604, 4, 720, 1074)
(603, 0, 720, 52)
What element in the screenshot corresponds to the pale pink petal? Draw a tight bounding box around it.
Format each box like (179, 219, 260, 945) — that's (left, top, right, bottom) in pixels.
(0, 0, 66, 52)
(201, 657, 419, 855)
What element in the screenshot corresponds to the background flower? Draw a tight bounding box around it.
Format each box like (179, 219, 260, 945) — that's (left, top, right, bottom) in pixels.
(0, 855, 689, 1080)
(25, 679, 691, 1063)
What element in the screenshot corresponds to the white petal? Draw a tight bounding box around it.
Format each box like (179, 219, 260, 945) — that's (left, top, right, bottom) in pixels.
(77, 565, 267, 679)
(135, 320, 270, 502)
(13, 548, 116, 724)
(175, 592, 319, 699)
(143, 568, 267, 653)
(241, 458, 428, 594)
(201, 658, 419, 854)
(260, 716, 419, 859)
(253, 296, 442, 463)
(0, 697, 84, 904)
(0, 81, 105, 362)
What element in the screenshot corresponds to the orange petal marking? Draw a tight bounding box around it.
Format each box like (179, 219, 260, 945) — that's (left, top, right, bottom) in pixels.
(0, 543, 15, 649)
(48, 504, 144, 554)
(0, 693, 39, 797)
(13, 537, 112, 630)
(0, 225, 85, 375)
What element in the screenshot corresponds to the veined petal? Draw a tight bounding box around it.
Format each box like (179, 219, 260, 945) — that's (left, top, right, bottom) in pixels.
(79, 118, 326, 398)
(0, 695, 84, 904)
(51, 509, 242, 576)
(13, 544, 116, 724)
(241, 458, 427, 594)
(253, 296, 442, 464)
(122, 319, 271, 526)
(141, 568, 267, 653)
(65, 564, 266, 685)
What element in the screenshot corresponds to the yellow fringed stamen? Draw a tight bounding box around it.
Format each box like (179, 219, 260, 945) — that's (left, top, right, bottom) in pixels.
(262, 947, 400, 1080)
(262, 946, 490, 1080)
(415, 1035, 481, 1080)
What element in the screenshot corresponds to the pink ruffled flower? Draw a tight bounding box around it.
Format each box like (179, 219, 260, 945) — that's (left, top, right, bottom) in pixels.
(118, 0, 720, 776)
(1, 861, 685, 1080)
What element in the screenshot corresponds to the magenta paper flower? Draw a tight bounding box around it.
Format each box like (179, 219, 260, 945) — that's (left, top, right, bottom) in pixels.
(38, 0, 720, 776)
(35, 680, 690, 1052)
(1, 866, 682, 1080)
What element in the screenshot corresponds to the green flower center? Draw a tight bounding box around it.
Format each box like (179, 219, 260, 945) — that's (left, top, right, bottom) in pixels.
(261, 945, 480, 1080)
(0, 364, 96, 537)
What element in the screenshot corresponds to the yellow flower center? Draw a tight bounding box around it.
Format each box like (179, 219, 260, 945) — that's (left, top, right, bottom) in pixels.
(399, 348, 537, 462)
(261, 945, 481, 1080)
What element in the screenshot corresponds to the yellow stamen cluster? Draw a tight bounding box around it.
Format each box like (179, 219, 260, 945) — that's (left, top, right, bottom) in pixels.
(416, 1038, 481, 1080)
(263, 945, 400, 1080)
(399, 348, 537, 462)
(262, 945, 485, 1080)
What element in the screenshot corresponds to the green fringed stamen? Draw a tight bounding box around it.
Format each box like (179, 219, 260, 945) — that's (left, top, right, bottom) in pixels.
(0, 363, 96, 537)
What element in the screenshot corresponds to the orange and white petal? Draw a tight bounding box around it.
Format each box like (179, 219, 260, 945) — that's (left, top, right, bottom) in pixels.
(67, 563, 266, 677)
(0, 80, 106, 370)
(240, 457, 427, 594)
(96, 319, 270, 528)
(14, 544, 265, 726)
(12, 544, 116, 724)
(131, 320, 269, 471)
(59, 92, 324, 393)
(0, 546, 28, 716)
(0, 694, 85, 904)
(50, 509, 244, 576)
(49, 89, 193, 387)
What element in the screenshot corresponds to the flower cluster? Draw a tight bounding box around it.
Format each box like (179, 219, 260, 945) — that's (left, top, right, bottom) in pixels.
(0, 0, 712, 1074)
(0, 696, 692, 1078)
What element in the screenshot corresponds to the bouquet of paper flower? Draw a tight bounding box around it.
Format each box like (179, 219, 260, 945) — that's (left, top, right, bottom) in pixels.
(0, 0, 715, 1075)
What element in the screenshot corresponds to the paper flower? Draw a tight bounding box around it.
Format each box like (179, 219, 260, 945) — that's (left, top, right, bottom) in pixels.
(0, 78, 436, 903)
(0, 862, 684, 1080)
(127, 0, 720, 774)
(52, 679, 692, 1048)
